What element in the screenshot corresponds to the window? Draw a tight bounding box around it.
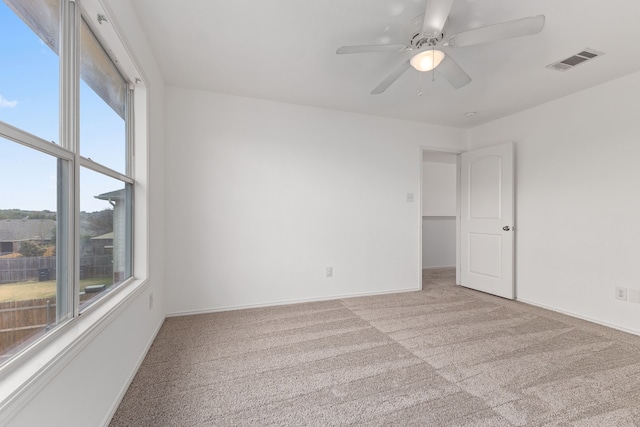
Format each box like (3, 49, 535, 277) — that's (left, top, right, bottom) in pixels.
(0, 136, 70, 362)
(80, 15, 127, 173)
(0, 0, 141, 367)
(0, 0, 59, 143)
(79, 168, 132, 309)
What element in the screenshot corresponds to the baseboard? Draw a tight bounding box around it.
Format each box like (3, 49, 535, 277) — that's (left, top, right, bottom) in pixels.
(517, 298, 640, 337)
(167, 286, 421, 318)
(101, 314, 165, 427)
(422, 265, 455, 270)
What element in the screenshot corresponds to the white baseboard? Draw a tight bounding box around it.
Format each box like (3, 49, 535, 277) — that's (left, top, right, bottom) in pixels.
(517, 298, 640, 337)
(167, 286, 421, 318)
(101, 315, 165, 426)
(422, 265, 455, 270)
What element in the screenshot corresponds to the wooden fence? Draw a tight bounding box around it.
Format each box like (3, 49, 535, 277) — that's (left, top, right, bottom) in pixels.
(0, 293, 102, 355)
(0, 256, 114, 355)
(0, 298, 55, 354)
(80, 255, 113, 279)
(0, 255, 113, 284)
(0, 257, 56, 284)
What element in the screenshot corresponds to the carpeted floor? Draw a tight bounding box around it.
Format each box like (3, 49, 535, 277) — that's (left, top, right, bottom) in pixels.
(110, 268, 640, 426)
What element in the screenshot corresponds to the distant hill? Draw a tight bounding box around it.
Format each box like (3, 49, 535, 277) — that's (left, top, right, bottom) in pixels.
(0, 210, 56, 221)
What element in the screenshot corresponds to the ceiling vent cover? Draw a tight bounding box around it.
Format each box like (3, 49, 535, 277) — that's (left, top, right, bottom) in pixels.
(547, 48, 604, 71)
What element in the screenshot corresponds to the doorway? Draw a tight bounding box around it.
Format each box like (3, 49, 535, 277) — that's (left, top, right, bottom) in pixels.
(421, 150, 459, 286)
(420, 143, 516, 298)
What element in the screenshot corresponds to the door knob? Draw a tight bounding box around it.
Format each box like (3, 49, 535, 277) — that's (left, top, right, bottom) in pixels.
(502, 226, 510, 231)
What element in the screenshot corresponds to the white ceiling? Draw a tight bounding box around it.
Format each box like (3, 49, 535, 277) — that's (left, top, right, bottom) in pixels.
(131, 0, 640, 128)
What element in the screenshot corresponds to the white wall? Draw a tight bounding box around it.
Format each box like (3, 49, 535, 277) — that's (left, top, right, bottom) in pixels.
(422, 156, 457, 216)
(165, 87, 466, 314)
(422, 153, 457, 268)
(422, 217, 456, 268)
(5, 1, 167, 425)
(468, 70, 640, 335)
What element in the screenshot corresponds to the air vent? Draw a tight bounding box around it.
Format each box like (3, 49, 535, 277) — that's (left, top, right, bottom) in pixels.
(546, 48, 604, 72)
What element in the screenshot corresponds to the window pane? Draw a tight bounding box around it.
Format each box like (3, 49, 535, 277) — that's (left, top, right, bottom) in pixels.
(79, 168, 131, 309)
(0, 0, 60, 143)
(0, 136, 69, 364)
(80, 17, 127, 173)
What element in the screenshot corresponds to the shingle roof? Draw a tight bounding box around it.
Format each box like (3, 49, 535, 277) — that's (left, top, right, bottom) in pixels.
(91, 232, 114, 240)
(0, 219, 56, 242)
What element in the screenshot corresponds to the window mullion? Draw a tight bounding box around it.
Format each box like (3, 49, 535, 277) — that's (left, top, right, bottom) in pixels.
(79, 156, 134, 184)
(60, 0, 80, 318)
(0, 122, 73, 160)
(126, 86, 135, 177)
(125, 87, 135, 278)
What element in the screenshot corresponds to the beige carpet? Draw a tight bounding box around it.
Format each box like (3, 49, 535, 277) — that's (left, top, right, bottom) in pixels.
(110, 269, 640, 426)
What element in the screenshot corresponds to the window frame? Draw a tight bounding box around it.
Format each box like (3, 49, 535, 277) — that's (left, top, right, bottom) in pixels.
(0, 0, 148, 387)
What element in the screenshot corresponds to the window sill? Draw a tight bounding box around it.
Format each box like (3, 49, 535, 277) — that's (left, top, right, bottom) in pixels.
(0, 277, 149, 424)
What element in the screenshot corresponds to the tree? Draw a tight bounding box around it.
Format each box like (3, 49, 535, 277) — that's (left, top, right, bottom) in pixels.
(19, 241, 46, 257)
(84, 209, 113, 236)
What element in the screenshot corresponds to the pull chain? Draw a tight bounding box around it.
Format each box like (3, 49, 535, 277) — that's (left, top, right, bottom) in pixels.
(432, 47, 436, 82)
(419, 71, 423, 96)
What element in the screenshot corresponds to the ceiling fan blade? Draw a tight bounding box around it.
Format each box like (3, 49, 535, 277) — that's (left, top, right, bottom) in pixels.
(449, 15, 545, 47)
(336, 44, 408, 54)
(437, 54, 471, 89)
(422, 0, 454, 36)
(371, 60, 411, 94)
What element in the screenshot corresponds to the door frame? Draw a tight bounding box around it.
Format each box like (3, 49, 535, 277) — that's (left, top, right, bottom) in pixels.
(419, 145, 463, 287)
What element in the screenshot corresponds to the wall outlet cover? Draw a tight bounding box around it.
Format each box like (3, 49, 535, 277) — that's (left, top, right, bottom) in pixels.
(615, 286, 628, 301)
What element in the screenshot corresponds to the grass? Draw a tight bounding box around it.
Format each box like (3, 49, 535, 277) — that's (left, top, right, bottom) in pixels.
(0, 277, 113, 302)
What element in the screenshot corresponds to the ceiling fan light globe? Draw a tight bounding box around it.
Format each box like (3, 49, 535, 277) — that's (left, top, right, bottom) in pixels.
(410, 50, 445, 72)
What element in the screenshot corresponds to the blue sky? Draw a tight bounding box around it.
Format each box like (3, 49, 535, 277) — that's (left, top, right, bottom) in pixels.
(0, 1, 125, 212)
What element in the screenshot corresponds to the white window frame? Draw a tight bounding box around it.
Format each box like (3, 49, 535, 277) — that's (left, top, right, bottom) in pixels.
(0, 0, 149, 418)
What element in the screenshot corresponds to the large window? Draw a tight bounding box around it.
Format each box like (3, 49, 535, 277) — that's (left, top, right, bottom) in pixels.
(0, 0, 138, 367)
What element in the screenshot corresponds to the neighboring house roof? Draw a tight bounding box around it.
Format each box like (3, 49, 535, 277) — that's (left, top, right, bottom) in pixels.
(91, 232, 114, 240)
(95, 189, 125, 201)
(0, 219, 56, 242)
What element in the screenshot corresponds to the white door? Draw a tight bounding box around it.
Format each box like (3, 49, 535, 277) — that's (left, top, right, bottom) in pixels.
(460, 142, 514, 299)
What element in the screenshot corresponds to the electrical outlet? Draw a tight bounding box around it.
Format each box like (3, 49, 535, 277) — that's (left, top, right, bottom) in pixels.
(628, 289, 640, 304)
(615, 286, 627, 301)
(326, 267, 333, 278)
(406, 193, 414, 203)
(149, 292, 154, 310)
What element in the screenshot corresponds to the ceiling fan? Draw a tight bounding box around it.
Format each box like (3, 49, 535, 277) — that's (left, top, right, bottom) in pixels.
(336, 0, 545, 94)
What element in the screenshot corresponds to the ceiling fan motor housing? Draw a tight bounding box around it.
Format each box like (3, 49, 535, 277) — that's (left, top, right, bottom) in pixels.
(408, 14, 446, 49)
